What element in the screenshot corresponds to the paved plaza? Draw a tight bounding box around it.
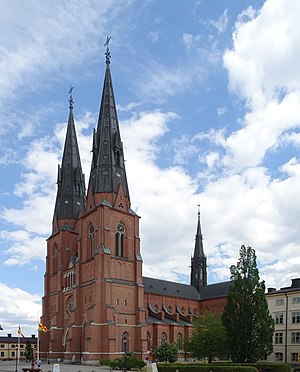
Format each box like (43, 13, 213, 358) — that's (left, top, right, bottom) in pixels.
(0, 361, 111, 372)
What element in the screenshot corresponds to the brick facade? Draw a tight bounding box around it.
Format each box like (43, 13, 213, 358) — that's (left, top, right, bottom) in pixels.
(40, 49, 229, 364)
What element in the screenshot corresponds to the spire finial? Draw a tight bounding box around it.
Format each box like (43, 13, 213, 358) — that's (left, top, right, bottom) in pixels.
(104, 36, 112, 64)
(68, 85, 74, 109)
(197, 203, 200, 216)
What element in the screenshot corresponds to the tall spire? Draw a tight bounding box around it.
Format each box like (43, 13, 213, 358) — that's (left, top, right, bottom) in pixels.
(190, 205, 207, 292)
(88, 37, 130, 206)
(53, 88, 86, 230)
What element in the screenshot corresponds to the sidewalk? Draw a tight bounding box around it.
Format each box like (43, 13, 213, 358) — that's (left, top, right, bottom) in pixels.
(0, 361, 111, 372)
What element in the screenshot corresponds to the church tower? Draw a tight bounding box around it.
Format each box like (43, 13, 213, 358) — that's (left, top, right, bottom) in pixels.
(40, 40, 146, 363)
(190, 206, 207, 291)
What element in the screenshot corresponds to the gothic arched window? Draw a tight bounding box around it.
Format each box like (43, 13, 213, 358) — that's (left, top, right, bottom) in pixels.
(147, 332, 152, 352)
(176, 333, 183, 351)
(116, 223, 125, 257)
(122, 332, 128, 353)
(89, 224, 95, 257)
(161, 332, 167, 345)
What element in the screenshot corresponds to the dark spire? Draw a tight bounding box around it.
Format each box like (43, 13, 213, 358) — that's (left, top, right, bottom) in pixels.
(190, 205, 207, 292)
(88, 38, 130, 203)
(53, 88, 86, 227)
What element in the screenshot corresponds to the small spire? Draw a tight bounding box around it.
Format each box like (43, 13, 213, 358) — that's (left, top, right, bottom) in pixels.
(68, 85, 74, 109)
(104, 36, 112, 64)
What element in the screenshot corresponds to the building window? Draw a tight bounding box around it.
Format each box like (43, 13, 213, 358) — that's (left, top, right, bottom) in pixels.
(291, 353, 298, 362)
(292, 332, 300, 343)
(176, 333, 183, 351)
(292, 312, 300, 324)
(124, 299, 127, 306)
(275, 313, 284, 324)
(292, 297, 300, 304)
(161, 332, 167, 344)
(116, 224, 125, 257)
(11, 352, 15, 357)
(0, 344, 4, 348)
(89, 224, 95, 257)
(0, 352, 4, 357)
(275, 298, 284, 306)
(275, 353, 283, 361)
(147, 332, 152, 351)
(122, 332, 128, 353)
(275, 332, 283, 344)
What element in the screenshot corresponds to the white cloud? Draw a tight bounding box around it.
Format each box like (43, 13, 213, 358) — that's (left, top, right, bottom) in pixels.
(209, 9, 228, 33)
(0, 282, 41, 336)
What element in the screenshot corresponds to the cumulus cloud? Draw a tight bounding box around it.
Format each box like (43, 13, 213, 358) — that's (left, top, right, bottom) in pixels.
(0, 282, 41, 336)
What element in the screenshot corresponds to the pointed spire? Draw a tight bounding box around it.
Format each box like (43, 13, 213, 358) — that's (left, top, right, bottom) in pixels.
(88, 38, 130, 206)
(190, 205, 207, 292)
(53, 88, 86, 229)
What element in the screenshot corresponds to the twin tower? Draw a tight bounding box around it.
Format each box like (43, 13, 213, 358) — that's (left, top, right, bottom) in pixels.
(40, 44, 208, 363)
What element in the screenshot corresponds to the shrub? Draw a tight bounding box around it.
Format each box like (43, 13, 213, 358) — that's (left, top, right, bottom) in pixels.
(100, 356, 146, 370)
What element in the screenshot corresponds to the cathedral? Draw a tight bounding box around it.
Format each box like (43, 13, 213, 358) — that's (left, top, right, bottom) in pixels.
(40, 44, 230, 363)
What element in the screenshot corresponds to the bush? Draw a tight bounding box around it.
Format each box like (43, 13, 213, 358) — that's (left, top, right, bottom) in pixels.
(154, 342, 178, 363)
(99, 356, 146, 370)
(156, 363, 291, 372)
(157, 365, 257, 372)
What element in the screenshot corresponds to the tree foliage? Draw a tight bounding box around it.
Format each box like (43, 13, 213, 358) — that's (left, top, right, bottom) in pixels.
(154, 342, 178, 363)
(222, 245, 274, 363)
(188, 310, 228, 363)
(100, 356, 146, 370)
(24, 341, 34, 361)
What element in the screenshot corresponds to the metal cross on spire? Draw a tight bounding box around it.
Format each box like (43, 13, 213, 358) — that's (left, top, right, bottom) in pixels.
(68, 85, 74, 109)
(104, 36, 112, 64)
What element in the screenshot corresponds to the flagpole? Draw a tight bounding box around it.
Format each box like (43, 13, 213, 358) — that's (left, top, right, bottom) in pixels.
(37, 327, 39, 362)
(18, 332, 20, 363)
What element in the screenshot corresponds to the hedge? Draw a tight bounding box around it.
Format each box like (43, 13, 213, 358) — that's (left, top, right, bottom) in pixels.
(157, 363, 290, 372)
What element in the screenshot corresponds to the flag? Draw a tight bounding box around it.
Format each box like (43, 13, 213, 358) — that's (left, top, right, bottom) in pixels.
(18, 325, 24, 337)
(0, 325, 3, 330)
(38, 323, 48, 332)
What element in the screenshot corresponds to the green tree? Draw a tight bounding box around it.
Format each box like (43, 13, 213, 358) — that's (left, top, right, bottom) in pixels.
(24, 341, 34, 362)
(188, 310, 228, 363)
(222, 245, 274, 363)
(154, 342, 178, 363)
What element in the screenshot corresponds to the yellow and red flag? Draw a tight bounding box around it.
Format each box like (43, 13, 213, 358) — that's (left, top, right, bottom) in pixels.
(38, 323, 48, 332)
(18, 325, 24, 337)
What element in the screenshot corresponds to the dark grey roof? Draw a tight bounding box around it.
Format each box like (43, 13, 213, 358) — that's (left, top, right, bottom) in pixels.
(54, 98, 86, 221)
(143, 276, 200, 300)
(0, 335, 37, 343)
(145, 315, 192, 326)
(88, 56, 130, 200)
(199, 280, 231, 299)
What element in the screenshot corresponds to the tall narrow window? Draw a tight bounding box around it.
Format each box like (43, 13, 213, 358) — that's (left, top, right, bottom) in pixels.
(122, 332, 128, 353)
(89, 224, 95, 257)
(176, 333, 183, 351)
(116, 224, 125, 257)
(161, 333, 167, 345)
(147, 332, 152, 352)
(75, 182, 81, 196)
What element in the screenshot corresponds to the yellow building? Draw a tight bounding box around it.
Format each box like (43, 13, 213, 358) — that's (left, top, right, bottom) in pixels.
(0, 334, 37, 361)
(266, 278, 300, 364)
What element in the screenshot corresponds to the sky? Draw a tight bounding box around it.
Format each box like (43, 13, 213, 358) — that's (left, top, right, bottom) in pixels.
(1, 0, 300, 337)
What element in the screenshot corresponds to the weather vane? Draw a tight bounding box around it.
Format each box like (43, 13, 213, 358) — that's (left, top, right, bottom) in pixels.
(104, 36, 112, 63)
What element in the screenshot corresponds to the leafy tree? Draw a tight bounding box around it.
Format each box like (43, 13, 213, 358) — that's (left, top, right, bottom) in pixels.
(154, 342, 178, 363)
(222, 245, 274, 363)
(24, 341, 34, 362)
(188, 310, 228, 363)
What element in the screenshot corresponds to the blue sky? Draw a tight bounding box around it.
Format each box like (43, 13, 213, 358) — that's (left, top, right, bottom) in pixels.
(1, 0, 300, 336)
